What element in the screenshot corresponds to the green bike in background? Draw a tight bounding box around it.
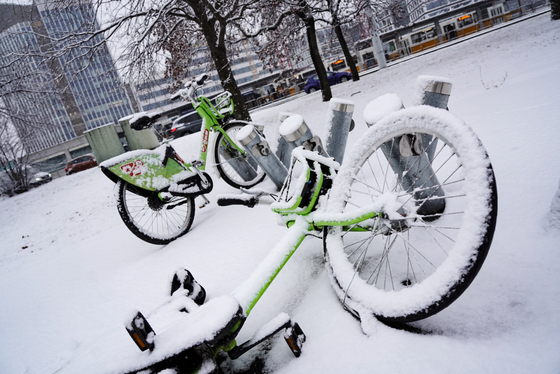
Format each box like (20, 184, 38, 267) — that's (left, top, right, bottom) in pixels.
(101, 75, 265, 245)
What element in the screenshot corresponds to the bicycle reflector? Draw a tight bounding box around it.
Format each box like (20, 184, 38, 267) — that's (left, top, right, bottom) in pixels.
(125, 311, 156, 352)
(271, 148, 338, 216)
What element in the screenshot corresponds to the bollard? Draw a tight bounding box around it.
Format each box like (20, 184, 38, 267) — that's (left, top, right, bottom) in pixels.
(237, 124, 287, 190)
(416, 75, 452, 162)
(416, 75, 452, 109)
(363, 93, 404, 127)
(325, 99, 354, 164)
(365, 77, 452, 220)
(217, 141, 259, 182)
(275, 112, 298, 168)
(393, 76, 452, 220)
(279, 114, 325, 157)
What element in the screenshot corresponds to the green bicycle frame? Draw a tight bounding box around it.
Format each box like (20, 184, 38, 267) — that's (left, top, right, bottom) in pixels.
(233, 150, 386, 318)
(191, 93, 247, 170)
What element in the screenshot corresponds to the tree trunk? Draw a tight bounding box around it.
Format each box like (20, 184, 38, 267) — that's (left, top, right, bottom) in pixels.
(334, 23, 359, 81)
(552, 0, 560, 20)
(206, 40, 251, 121)
(192, 0, 252, 121)
(300, 13, 332, 101)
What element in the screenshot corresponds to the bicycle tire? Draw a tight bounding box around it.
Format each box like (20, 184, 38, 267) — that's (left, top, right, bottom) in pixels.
(323, 106, 498, 323)
(214, 121, 266, 189)
(116, 180, 195, 245)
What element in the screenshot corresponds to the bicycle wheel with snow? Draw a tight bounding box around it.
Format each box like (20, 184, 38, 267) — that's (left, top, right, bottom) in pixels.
(323, 106, 498, 323)
(116, 180, 195, 245)
(214, 121, 266, 189)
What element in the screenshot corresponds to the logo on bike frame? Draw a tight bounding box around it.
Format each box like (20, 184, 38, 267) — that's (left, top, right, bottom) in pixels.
(174, 152, 185, 164)
(201, 129, 210, 153)
(121, 160, 146, 177)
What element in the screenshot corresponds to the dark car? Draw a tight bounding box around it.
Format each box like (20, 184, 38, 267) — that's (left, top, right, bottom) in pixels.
(168, 111, 203, 139)
(29, 171, 53, 187)
(0, 167, 52, 197)
(304, 71, 352, 94)
(65, 154, 98, 175)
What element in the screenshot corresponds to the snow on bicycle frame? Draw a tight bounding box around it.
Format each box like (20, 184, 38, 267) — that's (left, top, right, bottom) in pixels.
(100, 144, 212, 197)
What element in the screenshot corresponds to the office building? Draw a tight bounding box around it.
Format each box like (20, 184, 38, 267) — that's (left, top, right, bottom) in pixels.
(0, 1, 133, 172)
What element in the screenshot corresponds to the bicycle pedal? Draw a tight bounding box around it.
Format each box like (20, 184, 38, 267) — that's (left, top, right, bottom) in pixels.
(171, 268, 206, 305)
(284, 322, 306, 357)
(125, 311, 156, 352)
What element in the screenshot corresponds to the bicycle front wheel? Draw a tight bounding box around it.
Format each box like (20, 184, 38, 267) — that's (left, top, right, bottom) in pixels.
(116, 180, 195, 245)
(323, 106, 498, 323)
(214, 121, 266, 189)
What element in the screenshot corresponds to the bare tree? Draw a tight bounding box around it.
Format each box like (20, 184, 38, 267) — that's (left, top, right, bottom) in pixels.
(322, 0, 371, 81)
(43, 0, 267, 121)
(247, 15, 309, 76)
(552, 0, 560, 20)
(236, 0, 335, 101)
(0, 115, 36, 195)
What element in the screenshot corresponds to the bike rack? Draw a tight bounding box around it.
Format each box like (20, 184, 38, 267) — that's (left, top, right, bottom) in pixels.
(279, 114, 326, 157)
(416, 75, 453, 109)
(274, 112, 299, 168)
(237, 125, 288, 190)
(324, 98, 355, 164)
(216, 142, 260, 183)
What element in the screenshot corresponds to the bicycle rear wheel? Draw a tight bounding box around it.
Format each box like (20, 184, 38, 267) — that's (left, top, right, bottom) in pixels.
(214, 121, 266, 189)
(116, 180, 195, 245)
(323, 106, 498, 323)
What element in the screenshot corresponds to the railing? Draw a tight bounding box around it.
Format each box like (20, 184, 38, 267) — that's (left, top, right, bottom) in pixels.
(358, 2, 549, 72)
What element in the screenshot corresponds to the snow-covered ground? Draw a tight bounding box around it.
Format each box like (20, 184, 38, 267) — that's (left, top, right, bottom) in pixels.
(1, 12, 560, 374)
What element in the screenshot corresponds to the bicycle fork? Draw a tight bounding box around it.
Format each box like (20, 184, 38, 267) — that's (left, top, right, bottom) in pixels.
(228, 218, 311, 357)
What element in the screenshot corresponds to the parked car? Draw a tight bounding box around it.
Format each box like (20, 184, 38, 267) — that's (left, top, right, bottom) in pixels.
(29, 171, 53, 187)
(65, 154, 98, 175)
(167, 111, 203, 139)
(0, 166, 52, 197)
(304, 71, 352, 94)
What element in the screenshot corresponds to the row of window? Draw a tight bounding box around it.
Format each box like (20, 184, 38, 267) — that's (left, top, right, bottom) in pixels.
(0, 24, 77, 153)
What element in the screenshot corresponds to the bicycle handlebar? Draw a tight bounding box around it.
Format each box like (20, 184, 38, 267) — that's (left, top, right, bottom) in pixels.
(217, 190, 277, 208)
(171, 74, 211, 102)
(217, 196, 258, 208)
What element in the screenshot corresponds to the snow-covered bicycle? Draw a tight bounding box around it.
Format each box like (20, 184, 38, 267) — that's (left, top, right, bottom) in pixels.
(100, 75, 265, 244)
(62, 99, 497, 373)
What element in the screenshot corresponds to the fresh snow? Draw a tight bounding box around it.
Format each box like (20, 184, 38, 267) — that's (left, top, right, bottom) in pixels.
(1, 12, 560, 374)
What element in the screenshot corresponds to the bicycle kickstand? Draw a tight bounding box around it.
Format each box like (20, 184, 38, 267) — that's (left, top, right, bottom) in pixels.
(198, 195, 210, 209)
(189, 159, 211, 208)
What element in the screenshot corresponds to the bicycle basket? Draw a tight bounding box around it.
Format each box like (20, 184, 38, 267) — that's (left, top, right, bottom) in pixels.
(271, 148, 339, 216)
(212, 91, 234, 118)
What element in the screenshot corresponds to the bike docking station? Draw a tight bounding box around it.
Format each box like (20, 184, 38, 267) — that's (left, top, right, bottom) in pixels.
(362, 76, 453, 220)
(234, 98, 355, 192)
(60, 76, 498, 374)
(216, 133, 261, 184)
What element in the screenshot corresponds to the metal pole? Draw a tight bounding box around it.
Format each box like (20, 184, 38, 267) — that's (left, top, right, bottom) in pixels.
(325, 99, 354, 164)
(279, 115, 326, 156)
(237, 125, 287, 190)
(417, 76, 452, 109)
(370, 13, 387, 69)
(275, 112, 298, 168)
(381, 76, 453, 220)
(363, 93, 404, 127)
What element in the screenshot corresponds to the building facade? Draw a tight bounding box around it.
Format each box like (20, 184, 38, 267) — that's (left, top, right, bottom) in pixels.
(132, 45, 276, 116)
(0, 1, 133, 172)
